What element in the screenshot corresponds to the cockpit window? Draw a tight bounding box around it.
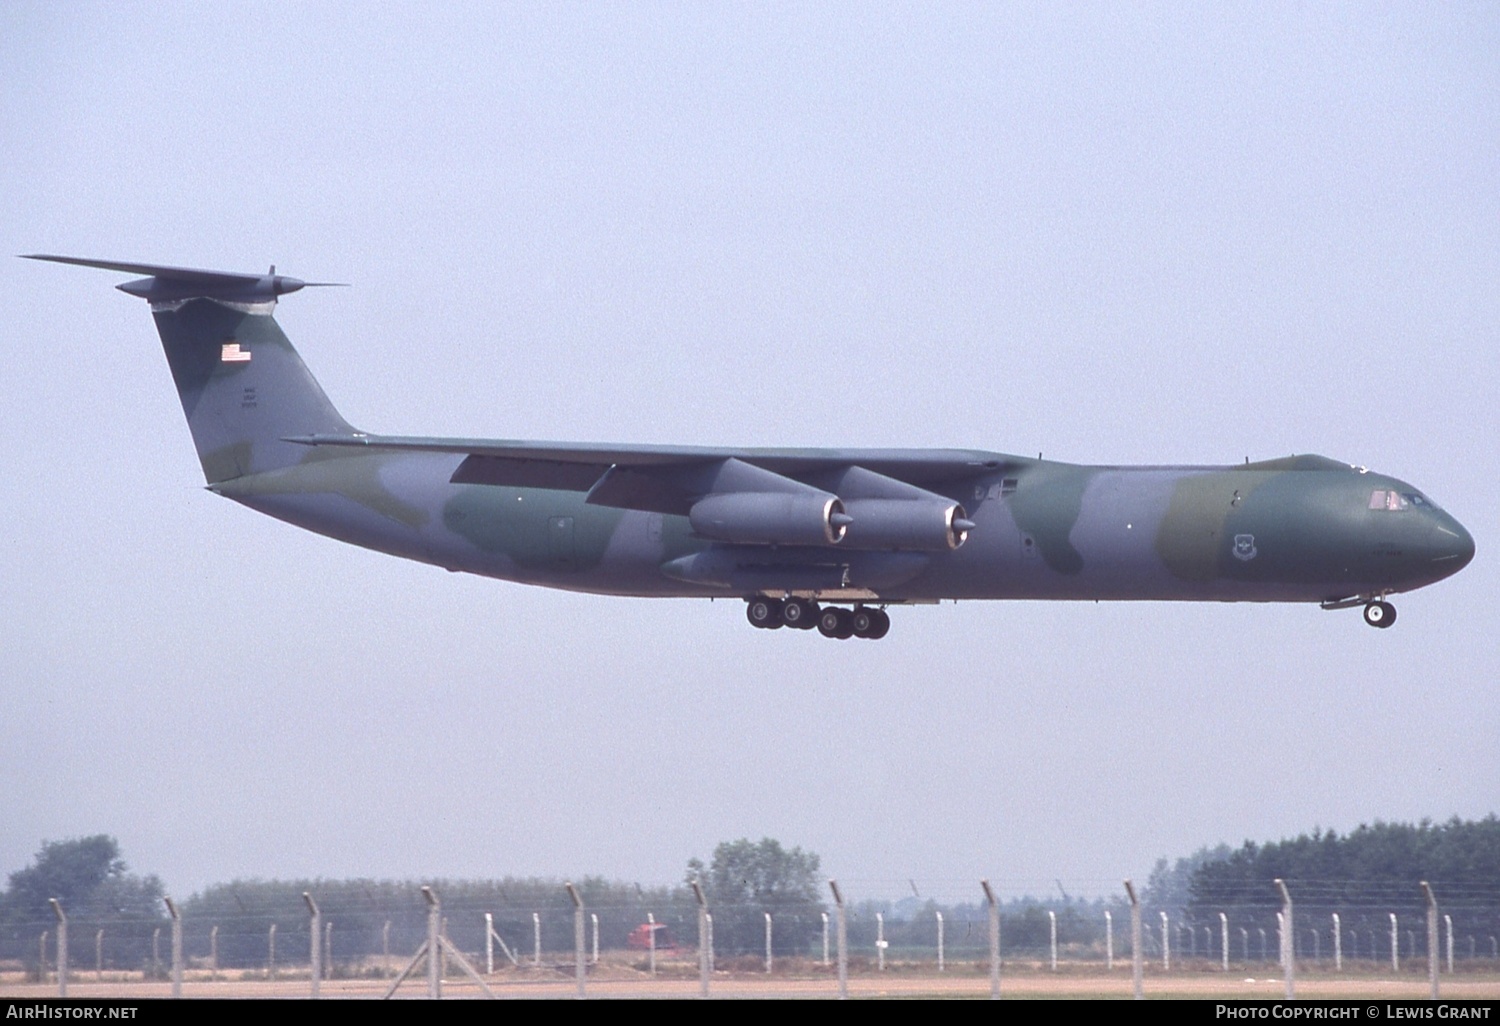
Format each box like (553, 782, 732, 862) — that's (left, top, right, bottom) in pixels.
(1368, 490, 1437, 512)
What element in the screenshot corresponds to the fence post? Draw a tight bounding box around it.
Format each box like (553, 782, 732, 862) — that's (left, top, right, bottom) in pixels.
(1391, 913, 1399, 973)
(565, 881, 585, 999)
(485, 913, 494, 975)
(269, 923, 276, 980)
(1161, 910, 1170, 971)
(829, 879, 848, 1000)
(1333, 913, 1341, 972)
(1444, 915, 1453, 975)
(1049, 909, 1057, 971)
(533, 912, 541, 967)
(1124, 880, 1143, 1001)
(591, 912, 599, 966)
(647, 912, 657, 975)
(691, 878, 710, 999)
(876, 911, 886, 971)
(937, 910, 945, 972)
(1422, 882, 1438, 1000)
(210, 924, 218, 982)
(1275, 879, 1294, 1000)
(422, 886, 441, 999)
(1105, 910, 1113, 971)
(1221, 913, 1229, 971)
(165, 896, 182, 1000)
(96, 927, 104, 982)
(981, 879, 999, 1000)
(765, 912, 773, 974)
(48, 899, 66, 998)
(302, 892, 320, 999)
(39, 931, 48, 988)
(821, 911, 829, 967)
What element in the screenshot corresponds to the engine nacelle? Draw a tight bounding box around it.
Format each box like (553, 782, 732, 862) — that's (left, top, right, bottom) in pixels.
(689, 491, 849, 546)
(840, 499, 972, 551)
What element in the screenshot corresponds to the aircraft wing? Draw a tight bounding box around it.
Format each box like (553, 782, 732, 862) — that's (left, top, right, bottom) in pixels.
(286, 432, 1019, 517)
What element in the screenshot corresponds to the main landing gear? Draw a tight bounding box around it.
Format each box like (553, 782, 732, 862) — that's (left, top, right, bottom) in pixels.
(1363, 600, 1397, 629)
(745, 597, 891, 640)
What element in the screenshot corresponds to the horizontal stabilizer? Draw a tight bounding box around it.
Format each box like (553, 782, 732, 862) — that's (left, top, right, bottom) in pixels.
(23, 254, 345, 303)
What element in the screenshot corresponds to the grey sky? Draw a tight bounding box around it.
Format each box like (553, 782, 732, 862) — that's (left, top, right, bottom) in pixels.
(2, 2, 1496, 904)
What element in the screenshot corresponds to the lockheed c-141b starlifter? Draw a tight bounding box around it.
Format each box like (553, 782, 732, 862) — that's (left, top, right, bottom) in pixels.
(27, 255, 1474, 640)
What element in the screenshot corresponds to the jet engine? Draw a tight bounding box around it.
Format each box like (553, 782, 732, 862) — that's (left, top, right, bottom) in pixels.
(841, 499, 973, 551)
(689, 491, 850, 546)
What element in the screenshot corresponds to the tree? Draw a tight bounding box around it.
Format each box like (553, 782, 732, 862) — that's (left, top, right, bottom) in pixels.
(1, 836, 164, 969)
(1142, 843, 1233, 916)
(687, 838, 824, 956)
(3, 836, 162, 922)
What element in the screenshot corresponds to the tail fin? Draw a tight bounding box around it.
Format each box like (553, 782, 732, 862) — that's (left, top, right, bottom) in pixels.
(26, 255, 354, 484)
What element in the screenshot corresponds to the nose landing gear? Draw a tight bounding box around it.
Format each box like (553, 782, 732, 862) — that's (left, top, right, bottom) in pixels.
(1363, 600, 1397, 629)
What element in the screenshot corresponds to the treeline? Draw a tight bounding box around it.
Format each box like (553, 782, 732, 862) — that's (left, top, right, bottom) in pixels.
(1181, 817, 1500, 938)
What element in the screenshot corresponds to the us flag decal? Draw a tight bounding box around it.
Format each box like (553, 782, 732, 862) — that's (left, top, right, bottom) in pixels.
(221, 342, 252, 362)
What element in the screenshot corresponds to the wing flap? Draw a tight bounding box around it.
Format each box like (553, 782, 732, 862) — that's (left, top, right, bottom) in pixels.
(451, 454, 610, 491)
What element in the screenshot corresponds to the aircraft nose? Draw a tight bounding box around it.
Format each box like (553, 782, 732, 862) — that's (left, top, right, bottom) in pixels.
(1428, 513, 1475, 576)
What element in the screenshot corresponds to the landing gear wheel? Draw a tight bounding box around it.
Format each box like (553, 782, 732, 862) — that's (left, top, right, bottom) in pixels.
(817, 607, 855, 639)
(781, 598, 819, 630)
(1363, 601, 1396, 629)
(851, 607, 891, 640)
(746, 597, 784, 629)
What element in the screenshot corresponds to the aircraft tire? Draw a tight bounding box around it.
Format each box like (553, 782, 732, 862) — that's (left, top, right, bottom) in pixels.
(747, 597, 784, 629)
(852, 606, 891, 640)
(782, 598, 818, 629)
(1363, 601, 1396, 629)
(818, 607, 855, 639)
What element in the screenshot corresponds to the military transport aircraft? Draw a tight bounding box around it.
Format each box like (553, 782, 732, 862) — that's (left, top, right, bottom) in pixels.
(27, 255, 1474, 640)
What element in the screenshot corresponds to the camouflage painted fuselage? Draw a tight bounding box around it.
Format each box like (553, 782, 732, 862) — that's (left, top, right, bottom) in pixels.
(28, 255, 1472, 620)
(213, 447, 1473, 605)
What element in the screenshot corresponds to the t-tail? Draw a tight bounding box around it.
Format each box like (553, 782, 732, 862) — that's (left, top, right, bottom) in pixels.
(25, 255, 353, 484)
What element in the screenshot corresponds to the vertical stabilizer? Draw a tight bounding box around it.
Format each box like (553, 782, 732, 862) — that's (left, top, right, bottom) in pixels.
(25, 256, 354, 484)
(152, 297, 354, 483)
